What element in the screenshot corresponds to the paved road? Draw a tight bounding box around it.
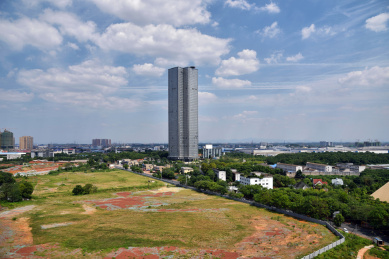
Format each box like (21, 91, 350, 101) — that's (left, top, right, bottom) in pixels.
(341, 222, 389, 244)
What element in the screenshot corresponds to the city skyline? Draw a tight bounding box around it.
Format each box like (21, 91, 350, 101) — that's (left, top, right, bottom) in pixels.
(0, 0, 388, 144)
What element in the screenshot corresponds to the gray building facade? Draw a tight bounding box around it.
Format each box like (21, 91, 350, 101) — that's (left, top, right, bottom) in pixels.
(168, 66, 198, 161)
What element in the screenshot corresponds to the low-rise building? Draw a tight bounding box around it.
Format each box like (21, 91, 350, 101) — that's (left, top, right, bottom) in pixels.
(331, 178, 344, 186)
(306, 162, 332, 172)
(202, 144, 223, 158)
(277, 163, 303, 172)
(181, 167, 194, 174)
(336, 163, 366, 173)
(213, 169, 226, 181)
(313, 179, 328, 186)
(231, 169, 240, 181)
(240, 173, 273, 189)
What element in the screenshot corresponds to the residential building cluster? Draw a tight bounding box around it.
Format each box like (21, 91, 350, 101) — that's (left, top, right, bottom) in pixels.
(277, 162, 364, 177)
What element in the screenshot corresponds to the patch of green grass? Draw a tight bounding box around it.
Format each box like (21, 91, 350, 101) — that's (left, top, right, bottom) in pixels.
(368, 246, 389, 259)
(315, 233, 372, 259)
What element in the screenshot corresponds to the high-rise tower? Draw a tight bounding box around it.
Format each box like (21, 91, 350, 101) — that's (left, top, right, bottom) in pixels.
(19, 136, 34, 150)
(168, 66, 198, 161)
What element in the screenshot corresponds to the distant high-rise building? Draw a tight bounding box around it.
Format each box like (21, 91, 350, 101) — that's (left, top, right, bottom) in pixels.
(168, 66, 198, 161)
(0, 130, 14, 150)
(19, 136, 33, 150)
(92, 139, 111, 147)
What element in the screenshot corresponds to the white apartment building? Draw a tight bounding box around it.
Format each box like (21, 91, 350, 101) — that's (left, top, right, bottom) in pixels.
(306, 162, 332, 172)
(240, 174, 273, 189)
(277, 163, 303, 172)
(213, 169, 226, 181)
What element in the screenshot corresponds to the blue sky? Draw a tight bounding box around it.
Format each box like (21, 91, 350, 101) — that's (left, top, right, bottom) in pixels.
(0, 0, 388, 144)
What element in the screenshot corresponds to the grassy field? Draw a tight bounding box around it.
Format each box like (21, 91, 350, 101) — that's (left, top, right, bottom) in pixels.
(2, 170, 339, 258)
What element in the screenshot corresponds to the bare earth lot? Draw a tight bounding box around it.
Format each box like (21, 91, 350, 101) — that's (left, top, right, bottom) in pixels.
(0, 170, 337, 258)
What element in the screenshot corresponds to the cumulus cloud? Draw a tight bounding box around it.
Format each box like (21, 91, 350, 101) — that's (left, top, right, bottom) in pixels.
(40, 9, 98, 43)
(199, 91, 217, 105)
(365, 13, 389, 32)
(338, 66, 389, 87)
(18, 59, 127, 93)
(257, 2, 280, 14)
(261, 21, 281, 38)
(212, 77, 251, 88)
(286, 52, 304, 62)
(97, 23, 231, 66)
(132, 63, 165, 77)
(0, 89, 34, 102)
(302, 24, 315, 39)
(225, 0, 252, 10)
(16, 59, 141, 110)
(0, 17, 62, 50)
(264, 52, 282, 64)
(215, 49, 259, 76)
(88, 0, 210, 26)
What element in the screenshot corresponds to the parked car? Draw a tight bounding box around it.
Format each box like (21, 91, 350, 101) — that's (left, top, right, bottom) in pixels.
(343, 228, 349, 233)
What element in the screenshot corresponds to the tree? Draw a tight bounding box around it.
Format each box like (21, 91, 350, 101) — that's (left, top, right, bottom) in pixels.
(0, 183, 22, 202)
(72, 185, 84, 195)
(19, 181, 34, 199)
(333, 213, 345, 227)
(123, 164, 129, 169)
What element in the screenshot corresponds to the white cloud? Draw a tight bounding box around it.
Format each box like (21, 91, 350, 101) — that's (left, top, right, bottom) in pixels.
(0, 89, 34, 102)
(22, 0, 72, 8)
(264, 52, 282, 64)
(365, 13, 389, 32)
(338, 66, 389, 87)
(16, 59, 141, 110)
(257, 2, 280, 14)
(261, 21, 281, 38)
(295, 85, 311, 93)
(301, 24, 335, 39)
(67, 42, 79, 50)
(212, 21, 219, 27)
(132, 63, 165, 77)
(302, 24, 315, 39)
(215, 49, 259, 76)
(286, 52, 304, 62)
(0, 17, 62, 50)
(212, 77, 251, 88)
(225, 0, 252, 10)
(97, 23, 231, 66)
(199, 91, 217, 105)
(89, 0, 210, 26)
(40, 9, 98, 43)
(18, 59, 127, 93)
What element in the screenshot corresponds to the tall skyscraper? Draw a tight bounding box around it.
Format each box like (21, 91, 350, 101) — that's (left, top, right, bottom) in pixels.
(20, 136, 33, 150)
(168, 66, 198, 161)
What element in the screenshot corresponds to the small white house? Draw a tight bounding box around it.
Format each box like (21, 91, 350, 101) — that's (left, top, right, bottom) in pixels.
(240, 173, 273, 189)
(331, 178, 344, 186)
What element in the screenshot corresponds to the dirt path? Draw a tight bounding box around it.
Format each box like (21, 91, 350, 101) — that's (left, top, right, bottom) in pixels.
(357, 245, 374, 259)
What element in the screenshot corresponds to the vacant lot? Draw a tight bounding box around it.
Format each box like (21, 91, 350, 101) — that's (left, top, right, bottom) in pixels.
(0, 170, 338, 258)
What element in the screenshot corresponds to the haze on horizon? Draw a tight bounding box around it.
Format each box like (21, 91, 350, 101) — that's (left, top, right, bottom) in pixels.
(0, 0, 388, 144)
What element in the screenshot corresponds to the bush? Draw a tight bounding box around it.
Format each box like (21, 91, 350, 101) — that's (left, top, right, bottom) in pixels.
(72, 184, 97, 195)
